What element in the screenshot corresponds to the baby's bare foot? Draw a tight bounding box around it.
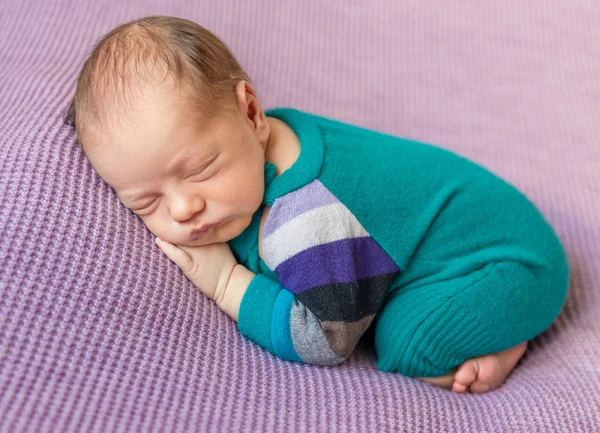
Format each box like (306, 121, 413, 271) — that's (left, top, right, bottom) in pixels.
(452, 341, 528, 394)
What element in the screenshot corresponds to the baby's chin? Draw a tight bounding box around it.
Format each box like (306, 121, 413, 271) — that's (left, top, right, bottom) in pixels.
(162, 234, 230, 247)
(181, 236, 232, 247)
(154, 236, 227, 248)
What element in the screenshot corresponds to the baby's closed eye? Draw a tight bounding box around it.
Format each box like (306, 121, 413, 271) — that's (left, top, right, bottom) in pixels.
(185, 164, 219, 182)
(184, 154, 219, 182)
(186, 170, 213, 182)
(130, 198, 160, 214)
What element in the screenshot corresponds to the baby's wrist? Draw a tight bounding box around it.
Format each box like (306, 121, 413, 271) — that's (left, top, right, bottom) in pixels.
(217, 264, 254, 323)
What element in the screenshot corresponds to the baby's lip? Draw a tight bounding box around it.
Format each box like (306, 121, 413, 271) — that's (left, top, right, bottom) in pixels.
(190, 230, 208, 241)
(190, 220, 224, 240)
(193, 220, 224, 232)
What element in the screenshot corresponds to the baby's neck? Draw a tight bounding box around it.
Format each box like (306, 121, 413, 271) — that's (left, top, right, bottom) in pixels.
(265, 116, 300, 177)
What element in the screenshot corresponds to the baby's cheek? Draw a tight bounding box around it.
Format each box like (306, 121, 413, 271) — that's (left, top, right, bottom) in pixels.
(138, 214, 164, 238)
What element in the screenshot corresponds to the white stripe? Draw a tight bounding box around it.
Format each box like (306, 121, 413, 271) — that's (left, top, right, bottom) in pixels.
(262, 202, 369, 270)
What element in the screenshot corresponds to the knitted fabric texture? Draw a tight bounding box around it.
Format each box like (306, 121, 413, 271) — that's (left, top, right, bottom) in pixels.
(1, 1, 599, 432)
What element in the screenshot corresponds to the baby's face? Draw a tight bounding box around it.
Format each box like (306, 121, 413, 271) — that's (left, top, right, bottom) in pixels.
(85, 84, 268, 247)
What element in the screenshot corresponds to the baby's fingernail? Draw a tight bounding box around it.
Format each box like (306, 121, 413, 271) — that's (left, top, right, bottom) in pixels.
(155, 237, 162, 245)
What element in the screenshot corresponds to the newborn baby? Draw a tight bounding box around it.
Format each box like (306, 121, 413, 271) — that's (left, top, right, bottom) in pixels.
(64, 15, 570, 394)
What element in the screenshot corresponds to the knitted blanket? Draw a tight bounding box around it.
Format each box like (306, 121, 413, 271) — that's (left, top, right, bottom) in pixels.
(1, 1, 598, 431)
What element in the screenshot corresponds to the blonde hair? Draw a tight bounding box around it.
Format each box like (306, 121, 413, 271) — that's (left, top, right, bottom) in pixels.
(63, 15, 252, 149)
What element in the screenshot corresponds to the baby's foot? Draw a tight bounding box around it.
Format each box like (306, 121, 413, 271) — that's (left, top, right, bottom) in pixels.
(452, 341, 528, 394)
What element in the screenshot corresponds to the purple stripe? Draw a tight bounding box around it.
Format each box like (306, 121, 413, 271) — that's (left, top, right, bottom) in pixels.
(263, 180, 338, 237)
(275, 236, 400, 294)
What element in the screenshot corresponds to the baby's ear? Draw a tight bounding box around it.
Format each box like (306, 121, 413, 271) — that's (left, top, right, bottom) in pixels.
(235, 81, 260, 119)
(254, 111, 270, 144)
(234, 80, 250, 112)
(234, 80, 268, 137)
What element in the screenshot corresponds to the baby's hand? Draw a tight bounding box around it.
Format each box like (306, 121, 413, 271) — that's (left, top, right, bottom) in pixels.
(155, 238, 238, 304)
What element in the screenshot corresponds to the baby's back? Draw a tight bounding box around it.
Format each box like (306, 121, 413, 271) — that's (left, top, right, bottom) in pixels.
(311, 112, 565, 279)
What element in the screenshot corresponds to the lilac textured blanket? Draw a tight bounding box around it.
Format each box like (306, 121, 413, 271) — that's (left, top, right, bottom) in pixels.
(1, 1, 599, 432)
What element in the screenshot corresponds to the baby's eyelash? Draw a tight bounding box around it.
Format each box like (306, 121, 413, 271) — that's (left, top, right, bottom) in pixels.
(187, 172, 209, 181)
(186, 165, 211, 180)
(132, 198, 159, 211)
(185, 155, 218, 180)
(186, 167, 218, 182)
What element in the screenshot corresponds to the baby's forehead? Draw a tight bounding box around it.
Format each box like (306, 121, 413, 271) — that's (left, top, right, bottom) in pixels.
(94, 109, 224, 155)
(84, 78, 234, 151)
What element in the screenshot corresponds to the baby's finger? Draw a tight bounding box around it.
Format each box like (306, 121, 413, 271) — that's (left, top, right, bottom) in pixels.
(155, 238, 195, 274)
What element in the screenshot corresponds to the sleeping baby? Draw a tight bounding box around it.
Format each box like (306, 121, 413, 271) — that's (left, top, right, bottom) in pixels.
(64, 15, 570, 394)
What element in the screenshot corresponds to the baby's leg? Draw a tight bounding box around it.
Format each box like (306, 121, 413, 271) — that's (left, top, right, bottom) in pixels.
(373, 259, 567, 391)
(416, 341, 528, 393)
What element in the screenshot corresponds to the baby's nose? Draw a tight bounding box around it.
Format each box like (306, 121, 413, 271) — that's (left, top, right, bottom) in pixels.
(170, 195, 205, 222)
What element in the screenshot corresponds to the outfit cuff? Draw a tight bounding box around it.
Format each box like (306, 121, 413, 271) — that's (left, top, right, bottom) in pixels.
(237, 274, 281, 355)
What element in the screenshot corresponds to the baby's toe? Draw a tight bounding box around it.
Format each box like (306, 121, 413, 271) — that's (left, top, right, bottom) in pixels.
(454, 361, 478, 388)
(452, 381, 469, 393)
(468, 381, 492, 394)
(469, 356, 502, 393)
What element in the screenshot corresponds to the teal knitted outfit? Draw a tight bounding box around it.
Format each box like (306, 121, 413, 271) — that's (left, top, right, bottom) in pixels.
(228, 107, 570, 377)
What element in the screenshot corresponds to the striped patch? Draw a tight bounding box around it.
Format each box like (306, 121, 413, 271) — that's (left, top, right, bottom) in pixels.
(261, 180, 401, 364)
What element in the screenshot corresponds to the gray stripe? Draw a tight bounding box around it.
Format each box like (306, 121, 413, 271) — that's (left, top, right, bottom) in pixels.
(290, 301, 346, 366)
(322, 316, 375, 358)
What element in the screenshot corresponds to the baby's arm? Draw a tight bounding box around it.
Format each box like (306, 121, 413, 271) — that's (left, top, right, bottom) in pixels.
(154, 235, 395, 367)
(222, 263, 389, 366)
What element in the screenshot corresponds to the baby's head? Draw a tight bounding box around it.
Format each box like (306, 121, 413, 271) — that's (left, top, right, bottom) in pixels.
(64, 16, 273, 246)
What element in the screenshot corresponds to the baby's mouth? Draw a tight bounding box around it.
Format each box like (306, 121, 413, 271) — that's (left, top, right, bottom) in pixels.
(190, 220, 225, 241)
